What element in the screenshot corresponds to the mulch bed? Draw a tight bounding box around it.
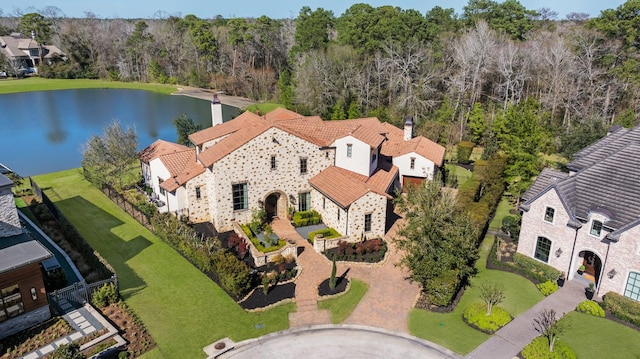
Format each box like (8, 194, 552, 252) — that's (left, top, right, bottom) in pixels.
(239, 282, 296, 310)
(318, 277, 349, 297)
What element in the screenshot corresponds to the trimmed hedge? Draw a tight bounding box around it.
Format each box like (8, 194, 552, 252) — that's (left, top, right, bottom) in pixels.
(514, 253, 561, 283)
(308, 227, 341, 241)
(457, 141, 475, 164)
(603, 292, 640, 327)
(521, 336, 576, 359)
(239, 224, 285, 252)
(536, 280, 559, 296)
(463, 302, 512, 334)
(292, 210, 322, 227)
(575, 300, 605, 317)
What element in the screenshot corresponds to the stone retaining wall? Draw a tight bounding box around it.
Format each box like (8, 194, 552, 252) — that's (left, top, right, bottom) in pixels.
(233, 222, 296, 267)
(312, 234, 358, 253)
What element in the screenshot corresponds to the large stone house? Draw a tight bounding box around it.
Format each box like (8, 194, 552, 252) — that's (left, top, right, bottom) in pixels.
(518, 125, 640, 299)
(140, 97, 445, 240)
(0, 32, 65, 73)
(0, 173, 53, 339)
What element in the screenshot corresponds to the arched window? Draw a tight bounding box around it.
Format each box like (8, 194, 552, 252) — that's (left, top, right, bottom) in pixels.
(625, 272, 640, 301)
(535, 237, 552, 263)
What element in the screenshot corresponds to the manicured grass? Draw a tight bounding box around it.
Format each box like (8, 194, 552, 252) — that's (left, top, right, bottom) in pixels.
(560, 311, 640, 359)
(318, 279, 368, 324)
(445, 163, 472, 187)
(409, 236, 544, 355)
(0, 78, 178, 95)
(489, 196, 515, 230)
(244, 102, 282, 113)
(33, 169, 294, 359)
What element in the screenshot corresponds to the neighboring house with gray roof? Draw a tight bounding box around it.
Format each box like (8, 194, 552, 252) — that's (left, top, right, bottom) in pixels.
(0, 173, 53, 339)
(0, 32, 65, 74)
(518, 126, 640, 300)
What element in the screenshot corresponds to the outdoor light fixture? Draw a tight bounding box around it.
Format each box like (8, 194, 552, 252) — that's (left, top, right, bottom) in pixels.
(608, 269, 617, 279)
(555, 248, 563, 258)
(30, 287, 37, 301)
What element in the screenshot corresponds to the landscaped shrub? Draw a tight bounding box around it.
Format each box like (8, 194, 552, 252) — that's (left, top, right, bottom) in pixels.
(427, 269, 461, 307)
(308, 227, 341, 241)
(514, 253, 561, 283)
(457, 141, 475, 164)
(328, 238, 386, 262)
(211, 250, 252, 298)
(463, 302, 512, 334)
(536, 280, 559, 296)
(92, 283, 118, 308)
(239, 224, 286, 252)
(602, 292, 640, 327)
(292, 210, 322, 227)
(576, 300, 605, 317)
(521, 336, 576, 359)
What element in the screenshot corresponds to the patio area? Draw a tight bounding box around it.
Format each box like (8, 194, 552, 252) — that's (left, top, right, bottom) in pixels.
(293, 223, 328, 241)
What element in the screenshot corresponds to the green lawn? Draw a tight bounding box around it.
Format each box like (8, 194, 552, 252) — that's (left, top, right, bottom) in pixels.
(409, 236, 544, 355)
(0, 78, 178, 95)
(559, 311, 640, 359)
(33, 169, 294, 359)
(445, 164, 472, 187)
(318, 279, 368, 324)
(489, 196, 515, 231)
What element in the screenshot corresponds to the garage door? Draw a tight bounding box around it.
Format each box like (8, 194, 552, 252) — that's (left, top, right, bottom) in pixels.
(402, 176, 426, 191)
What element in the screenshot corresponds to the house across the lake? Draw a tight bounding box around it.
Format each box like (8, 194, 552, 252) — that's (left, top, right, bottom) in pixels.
(0, 173, 53, 339)
(140, 97, 445, 240)
(518, 125, 640, 299)
(0, 32, 65, 74)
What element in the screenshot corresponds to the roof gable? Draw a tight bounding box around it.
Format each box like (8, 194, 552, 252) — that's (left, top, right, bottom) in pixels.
(139, 139, 190, 163)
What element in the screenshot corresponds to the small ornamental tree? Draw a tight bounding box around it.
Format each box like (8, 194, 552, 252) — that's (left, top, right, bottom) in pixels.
(533, 309, 567, 353)
(478, 282, 505, 315)
(329, 255, 337, 290)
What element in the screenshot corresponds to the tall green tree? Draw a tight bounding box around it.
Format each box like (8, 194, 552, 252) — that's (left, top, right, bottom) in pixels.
(589, 0, 640, 51)
(292, 6, 335, 54)
(81, 120, 138, 190)
(19, 13, 53, 43)
(463, 0, 538, 40)
(394, 179, 479, 306)
(173, 113, 202, 147)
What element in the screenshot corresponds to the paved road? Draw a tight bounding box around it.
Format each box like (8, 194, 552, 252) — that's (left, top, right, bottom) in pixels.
(216, 325, 462, 359)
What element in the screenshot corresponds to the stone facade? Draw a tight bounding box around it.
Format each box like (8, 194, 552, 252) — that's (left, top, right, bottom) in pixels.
(0, 183, 21, 238)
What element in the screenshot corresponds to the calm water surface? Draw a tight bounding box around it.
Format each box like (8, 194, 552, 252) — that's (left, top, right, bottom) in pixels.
(0, 89, 239, 176)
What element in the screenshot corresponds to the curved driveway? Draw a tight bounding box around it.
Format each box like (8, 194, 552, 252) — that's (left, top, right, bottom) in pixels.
(218, 325, 462, 359)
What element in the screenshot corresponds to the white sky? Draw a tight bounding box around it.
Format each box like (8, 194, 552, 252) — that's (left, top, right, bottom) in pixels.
(0, 0, 627, 19)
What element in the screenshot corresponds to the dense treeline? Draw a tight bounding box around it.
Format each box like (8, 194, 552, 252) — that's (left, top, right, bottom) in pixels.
(1, 1, 640, 191)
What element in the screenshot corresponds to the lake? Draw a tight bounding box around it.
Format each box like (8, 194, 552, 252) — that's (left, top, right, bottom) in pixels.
(0, 89, 240, 176)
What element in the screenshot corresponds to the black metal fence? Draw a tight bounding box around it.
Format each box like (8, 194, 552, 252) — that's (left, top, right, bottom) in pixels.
(101, 185, 154, 231)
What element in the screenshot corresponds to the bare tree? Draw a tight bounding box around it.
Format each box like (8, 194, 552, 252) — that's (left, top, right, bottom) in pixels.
(478, 282, 505, 315)
(533, 309, 567, 353)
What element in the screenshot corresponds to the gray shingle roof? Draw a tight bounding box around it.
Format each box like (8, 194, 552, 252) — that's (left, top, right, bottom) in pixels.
(522, 168, 569, 202)
(568, 126, 640, 172)
(0, 232, 52, 274)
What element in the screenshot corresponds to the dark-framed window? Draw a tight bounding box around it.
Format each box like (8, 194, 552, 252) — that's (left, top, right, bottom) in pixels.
(337, 208, 341, 220)
(590, 220, 603, 236)
(270, 155, 277, 170)
(158, 177, 166, 196)
(232, 182, 248, 211)
(534, 236, 552, 263)
(625, 272, 640, 301)
(195, 186, 201, 199)
(300, 157, 308, 174)
(0, 284, 24, 322)
(371, 152, 377, 163)
(364, 213, 372, 232)
(347, 144, 353, 158)
(299, 191, 310, 212)
(410, 157, 416, 169)
(544, 207, 554, 222)
(322, 197, 326, 209)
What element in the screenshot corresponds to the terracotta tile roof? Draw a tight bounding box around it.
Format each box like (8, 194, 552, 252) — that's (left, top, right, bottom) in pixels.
(382, 136, 445, 166)
(160, 150, 194, 177)
(160, 159, 205, 192)
(309, 165, 395, 209)
(139, 139, 190, 163)
(189, 111, 263, 145)
(197, 118, 271, 167)
(263, 107, 304, 121)
(276, 117, 387, 148)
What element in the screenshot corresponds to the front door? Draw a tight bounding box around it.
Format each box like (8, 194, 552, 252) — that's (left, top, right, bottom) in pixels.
(265, 193, 279, 221)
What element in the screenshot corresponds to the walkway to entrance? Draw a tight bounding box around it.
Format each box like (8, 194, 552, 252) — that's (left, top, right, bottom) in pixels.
(269, 215, 421, 332)
(467, 280, 585, 359)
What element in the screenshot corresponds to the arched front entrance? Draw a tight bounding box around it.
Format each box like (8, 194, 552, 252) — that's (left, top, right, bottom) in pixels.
(577, 250, 602, 284)
(264, 191, 288, 221)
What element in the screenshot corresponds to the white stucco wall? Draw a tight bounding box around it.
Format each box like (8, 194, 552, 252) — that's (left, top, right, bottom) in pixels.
(393, 152, 435, 182)
(334, 136, 371, 177)
(208, 127, 332, 231)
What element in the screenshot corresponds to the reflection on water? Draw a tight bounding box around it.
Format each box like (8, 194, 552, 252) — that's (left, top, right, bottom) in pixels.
(0, 89, 239, 176)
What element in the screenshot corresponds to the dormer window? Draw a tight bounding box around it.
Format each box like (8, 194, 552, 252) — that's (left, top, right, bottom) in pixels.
(347, 144, 353, 158)
(544, 207, 554, 223)
(590, 220, 603, 237)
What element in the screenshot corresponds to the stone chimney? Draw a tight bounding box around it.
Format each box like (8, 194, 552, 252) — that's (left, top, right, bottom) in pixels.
(211, 93, 223, 127)
(0, 174, 23, 238)
(404, 117, 414, 141)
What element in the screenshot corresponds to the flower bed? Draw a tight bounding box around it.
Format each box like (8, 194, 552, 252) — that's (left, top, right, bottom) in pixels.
(323, 238, 387, 263)
(462, 302, 512, 334)
(240, 224, 285, 252)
